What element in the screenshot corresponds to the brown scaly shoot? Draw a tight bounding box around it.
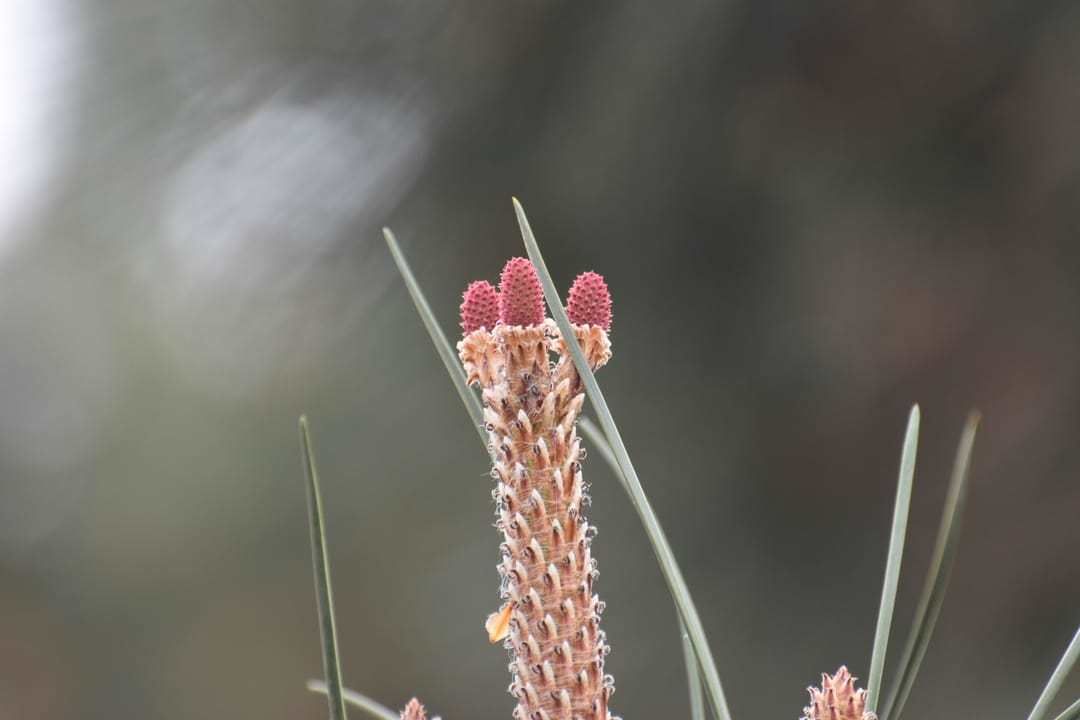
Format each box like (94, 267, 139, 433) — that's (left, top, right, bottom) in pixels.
(458, 257, 618, 720)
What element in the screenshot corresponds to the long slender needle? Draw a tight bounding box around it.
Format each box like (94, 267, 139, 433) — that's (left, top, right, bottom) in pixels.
(1026, 626, 1080, 720)
(384, 228, 487, 448)
(1051, 697, 1080, 720)
(866, 405, 920, 714)
(300, 416, 348, 720)
(880, 412, 979, 720)
(681, 619, 707, 720)
(513, 196, 734, 720)
(307, 680, 399, 720)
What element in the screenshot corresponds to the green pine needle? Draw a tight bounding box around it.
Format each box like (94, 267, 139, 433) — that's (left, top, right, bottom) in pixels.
(681, 619, 707, 720)
(1051, 698, 1080, 720)
(880, 412, 979, 720)
(307, 680, 400, 720)
(586, 427, 705, 720)
(513, 197, 734, 720)
(1026, 626, 1080, 720)
(383, 227, 487, 448)
(299, 416, 348, 720)
(866, 405, 920, 715)
(588, 425, 705, 720)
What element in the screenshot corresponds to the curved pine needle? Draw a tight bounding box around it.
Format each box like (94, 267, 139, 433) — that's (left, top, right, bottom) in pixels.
(880, 412, 979, 720)
(307, 680, 399, 720)
(865, 405, 920, 715)
(514, 197, 734, 720)
(384, 228, 487, 448)
(579, 417, 618, 477)
(1051, 698, 1080, 720)
(1026, 626, 1080, 720)
(681, 619, 707, 720)
(583, 414, 706, 720)
(300, 416, 348, 720)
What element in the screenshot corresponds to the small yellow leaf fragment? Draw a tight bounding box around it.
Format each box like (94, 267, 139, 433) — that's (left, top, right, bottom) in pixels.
(485, 603, 512, 643)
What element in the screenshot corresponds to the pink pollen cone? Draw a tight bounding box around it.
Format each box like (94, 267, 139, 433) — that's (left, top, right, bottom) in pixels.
(498, 257, 545, 326)
(566, 271, 612, 330)
(460, 280, 499, 334)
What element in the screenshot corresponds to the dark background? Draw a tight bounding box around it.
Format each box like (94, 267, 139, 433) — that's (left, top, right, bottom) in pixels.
(1, 1, 1078, 718)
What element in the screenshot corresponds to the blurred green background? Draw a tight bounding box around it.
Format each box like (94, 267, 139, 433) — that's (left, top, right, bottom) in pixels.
(1, 1, 1078, 718)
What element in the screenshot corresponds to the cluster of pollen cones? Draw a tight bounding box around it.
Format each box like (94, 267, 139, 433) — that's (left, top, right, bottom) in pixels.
(802, 667, 877, 720)
(455, 257, 618, 720)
